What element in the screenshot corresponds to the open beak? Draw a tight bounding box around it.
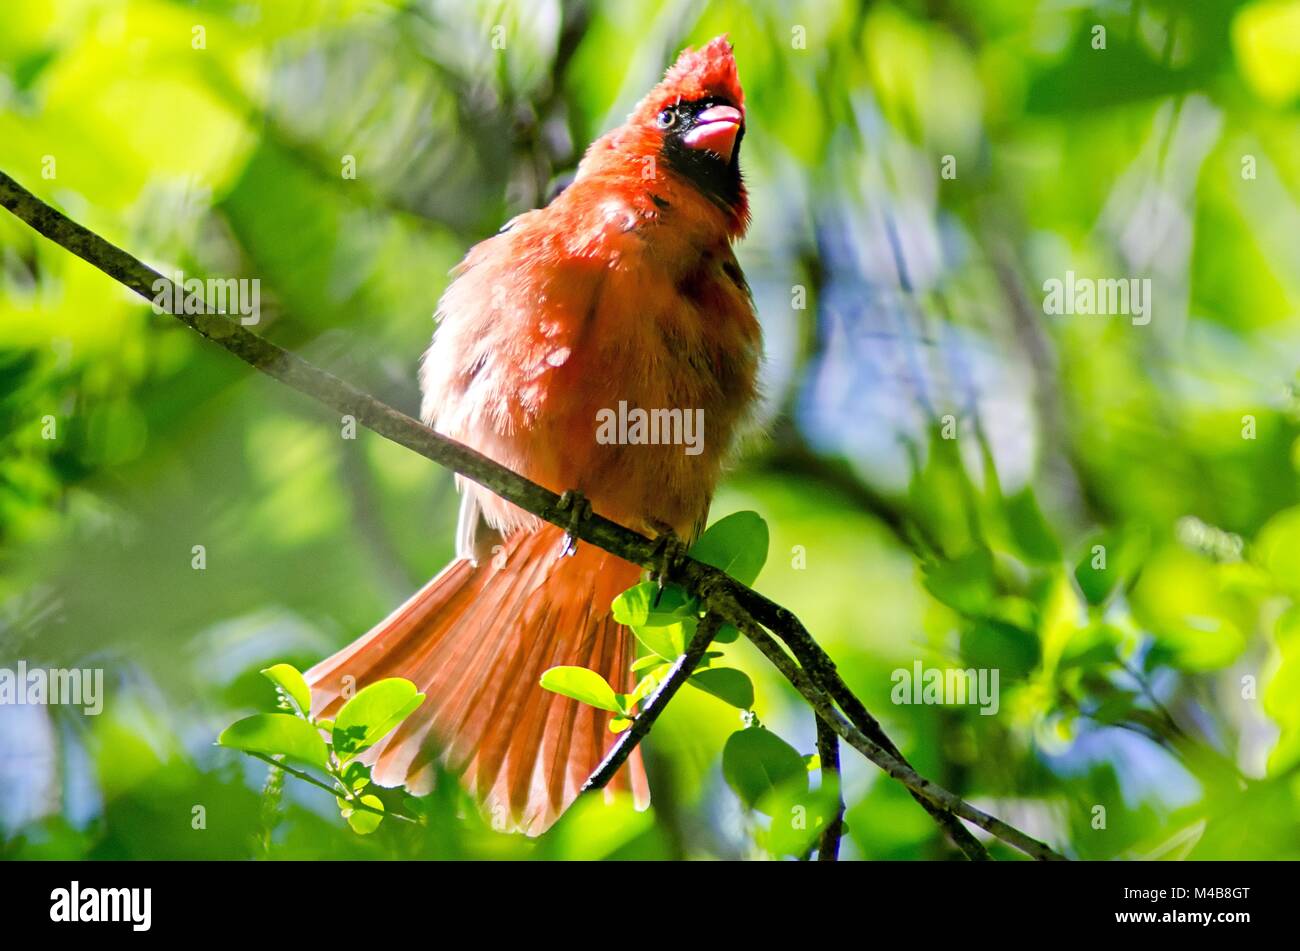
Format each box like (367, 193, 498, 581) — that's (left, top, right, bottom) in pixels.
(681, 105, 743, 162)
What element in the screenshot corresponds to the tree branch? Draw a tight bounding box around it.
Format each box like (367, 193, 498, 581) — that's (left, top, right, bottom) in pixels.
(0, 169, 1064, 861)
(732, 615, 1064, 861)
(583, 612, 722, 793)
(815, 715, 844, 862)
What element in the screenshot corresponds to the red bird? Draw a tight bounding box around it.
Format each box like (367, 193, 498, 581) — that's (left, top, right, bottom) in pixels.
(307, 36, 761, 834)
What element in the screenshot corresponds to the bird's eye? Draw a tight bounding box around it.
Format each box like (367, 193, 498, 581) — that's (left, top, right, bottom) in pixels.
(656, 108, 678, 130)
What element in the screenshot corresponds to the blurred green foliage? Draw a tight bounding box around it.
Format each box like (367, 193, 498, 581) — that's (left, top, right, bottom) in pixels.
(3, 0, 1300, 860)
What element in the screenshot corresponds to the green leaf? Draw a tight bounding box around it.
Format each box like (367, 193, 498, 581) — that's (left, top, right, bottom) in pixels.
(628, 674, 658, 706)
(759, 776, 841, 857)
(689, 511, 769, 587)
(1256, 506, 1300, 592)
(1074, 529, 1147, 607)
(332, 679, 426, 762)
(630, 654, 669, 674)
(960, 619, 1041, 680)
(341, 761, 371, 792)
(1090, 689, 1141, 726)
(631, 621, 687, 661)
(540, 792, 657, 860)
(1005, 489, 1061, 563)
(609, 716, 632, 733)
(218, 713, 329, 770)
(722, 727, 807, 814)
(345, 794, 385, 835)
(1059, 623, 1121, 670)
(713, 623, 740, 644)
(611, 582, 696, 628)
(922, 547, 997, 616)
(539, 666, 621, 712)
(688, 667, 754, 709)
(260, 663, 312, 717)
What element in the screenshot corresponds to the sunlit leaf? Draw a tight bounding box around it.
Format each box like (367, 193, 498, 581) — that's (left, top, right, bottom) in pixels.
(260, 663, 312, 717)
(539, 666, 621, 712)
(332, 679, 426, 762)
(759, 775, 841, 858)
(689, 511, 769, 587)
(218, 713, 329, 771)
(611, 581, 696, 627)
(345, 794, 385, 835)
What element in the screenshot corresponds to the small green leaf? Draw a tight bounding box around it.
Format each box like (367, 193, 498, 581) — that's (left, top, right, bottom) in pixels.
(1059, 623, 1121, 670)
(260, 663, 312, 717)
(628, 674, 658, 706)
(218, 713, 329, 770)
(631, 621, 687, 661)
(688, 667, 754, 709)
(630, 654, 668, 674)
(922, 547, 997, 616)
(713, 623, 740, 644)
(1090, 689, 1141, 725)
(759, 777, 841, 857)
(333, 679, 426, 762)
(539, 666, 621, 712)
(960, 619, 1040, 680)
(1074, 529, 1148, 606)
(342, 761, 372, 792)
(689, 511, 769, 587)
(1005, 489, 1061, 563)
(609, 716, 632, 733)
(612, 582, 696, 627)
(345, 794, 385, 834)
(722, 726, 807, 814)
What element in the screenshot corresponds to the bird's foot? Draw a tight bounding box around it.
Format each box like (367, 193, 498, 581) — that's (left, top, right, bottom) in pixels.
(646, 520, 689, 604)
(556, 490, 593, 557)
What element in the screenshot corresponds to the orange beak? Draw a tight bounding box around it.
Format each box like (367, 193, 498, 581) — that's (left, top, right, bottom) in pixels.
(681, 105, 743, 163)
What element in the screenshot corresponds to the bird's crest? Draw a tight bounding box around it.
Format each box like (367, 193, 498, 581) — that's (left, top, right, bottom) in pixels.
(634, 35, 745, 119)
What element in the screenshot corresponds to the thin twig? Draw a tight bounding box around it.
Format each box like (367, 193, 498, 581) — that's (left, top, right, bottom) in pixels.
(815, 715, 844, 862)
(735, 617, 1065, 861)
(243, 751, 418, 824)
(0, 169, 1062, 861)
(583, 613, 722, 792)
(674, 566, 994, 859)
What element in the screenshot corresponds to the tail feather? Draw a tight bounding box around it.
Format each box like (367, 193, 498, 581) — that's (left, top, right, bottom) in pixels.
(306, 524, 649, 834)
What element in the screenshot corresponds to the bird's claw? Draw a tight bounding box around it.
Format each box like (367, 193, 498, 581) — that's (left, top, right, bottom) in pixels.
(647, 522, 689, 605)
(557, 490, 592, 557)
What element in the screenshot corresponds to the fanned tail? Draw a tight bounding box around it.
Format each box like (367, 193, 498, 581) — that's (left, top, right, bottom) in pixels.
(305, 524, 649, 834)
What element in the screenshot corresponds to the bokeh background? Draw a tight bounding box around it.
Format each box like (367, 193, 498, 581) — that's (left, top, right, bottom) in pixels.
(3, 0, 1300, 860)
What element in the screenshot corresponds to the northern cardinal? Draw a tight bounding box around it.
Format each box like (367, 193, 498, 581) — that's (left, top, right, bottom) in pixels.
(307, 36, 760, 834)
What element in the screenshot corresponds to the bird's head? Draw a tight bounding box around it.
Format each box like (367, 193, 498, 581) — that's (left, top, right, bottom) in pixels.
(634, 36, 746, 223)
(580, 36, 748, 235)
